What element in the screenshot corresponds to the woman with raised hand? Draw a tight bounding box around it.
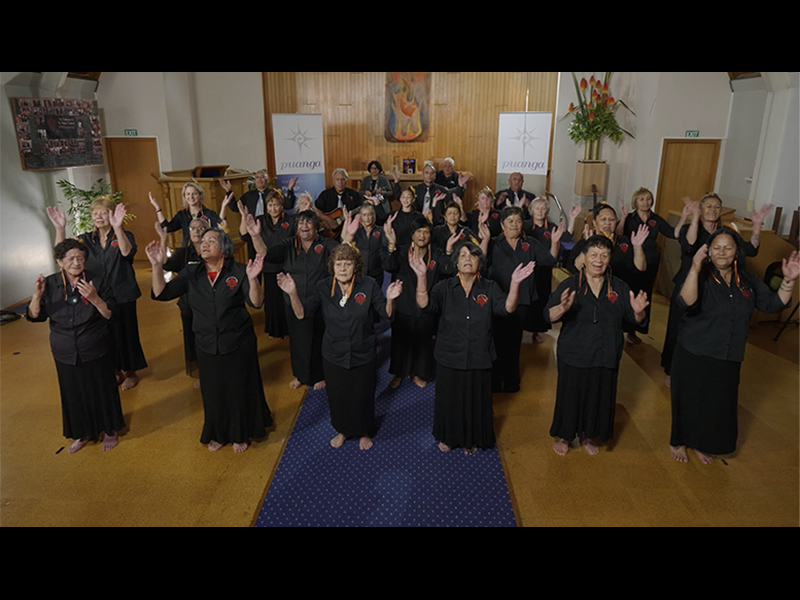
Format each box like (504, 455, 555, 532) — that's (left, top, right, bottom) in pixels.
(669, 228, 796, 464)
(278, 244, 403, 450)
(27, 239, 124, 453)
(147, 228, 272, 453)
(547, 235, 650, 456)
(412, 241, 534, 454)
(150, 184, 221, 248)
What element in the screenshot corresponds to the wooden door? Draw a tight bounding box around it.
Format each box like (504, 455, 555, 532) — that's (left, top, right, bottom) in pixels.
(105, 137, 162, 255)
(655, 138, 721, 296)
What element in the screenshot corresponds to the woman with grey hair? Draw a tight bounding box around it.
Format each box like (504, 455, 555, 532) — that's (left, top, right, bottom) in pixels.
(147, 227, 272, 453)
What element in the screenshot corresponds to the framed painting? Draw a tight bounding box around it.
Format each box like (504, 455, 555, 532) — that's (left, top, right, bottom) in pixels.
(385, 72, 430, 143)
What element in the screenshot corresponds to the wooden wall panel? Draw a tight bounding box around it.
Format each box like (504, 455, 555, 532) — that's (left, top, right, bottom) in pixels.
(262, 72, 557, 210)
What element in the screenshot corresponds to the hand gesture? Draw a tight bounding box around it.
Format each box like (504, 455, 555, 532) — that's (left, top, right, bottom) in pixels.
(145, 240, 165, 266)
(288, 176, 298, 190)
(390, 165, 400, 183)
(618, 198, 628, 216)
(691, 243, 708, 273)
(781, 251, 800, 281)
(237, 200, 249, 217)
(386, 280, 403, 300)
(276, 272, 297, 295)
(246, 254, 264, 280)
(109, 203, 126, 229)
(220, 191, 233, 210)
(244, 212, 261, 237)
(383, 212, 398, 245)
(680, 197, 697, 219)
(458, 172, 470, 187)
(629, 289, 650, 314)
(631, 223, 649, 247)
(33, 274, 46, 299)
(551, 220, 566, 245)
(46, 206, 66, 229)
(445, 229, 461, 254)
(569, 204, 582, 220)
(511, 261, 535, 284)
(154, 221, 167, 242)
(432, 191, 447, 206)
(519, 193, 531, 209)
(558, 287, 576, 313)
(148, 191, 162, 212)
(218, 179, 232, 193)
(341, 208, 361, 242)
(478, 219, 491, 241)
(751, 203, 773, 229)
(409, 253, 428, 278)
(76, 279, 100, 304)
(583, 223, 595, 240)
(496, 191, 508, 208)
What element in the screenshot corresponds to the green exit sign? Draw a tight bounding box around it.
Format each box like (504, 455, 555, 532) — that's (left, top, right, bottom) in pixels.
(685, 130, 700, 138)
(124, 129, 138, 137)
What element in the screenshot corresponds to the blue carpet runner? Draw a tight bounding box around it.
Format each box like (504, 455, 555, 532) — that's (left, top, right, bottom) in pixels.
(254, 322, 517, 527)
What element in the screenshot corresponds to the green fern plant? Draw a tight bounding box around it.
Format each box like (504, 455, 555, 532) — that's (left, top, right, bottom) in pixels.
(55, 179, 133, 235)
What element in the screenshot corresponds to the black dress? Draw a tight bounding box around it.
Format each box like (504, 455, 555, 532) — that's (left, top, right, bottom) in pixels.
(27, 270, 125, 441)
(304, 275, 390, 438)
(670, 266, 789, 455)
(426, 276, 511, 449)
(162, 244, 202, 376)
(153, 259, 272, 445)
(546, 272, 643, 443)
(522, 220, 573, 334)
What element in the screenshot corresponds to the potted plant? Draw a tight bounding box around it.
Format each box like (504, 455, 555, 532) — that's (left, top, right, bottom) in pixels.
(564, 72, 635, 160)
(56, 178, 132, 235)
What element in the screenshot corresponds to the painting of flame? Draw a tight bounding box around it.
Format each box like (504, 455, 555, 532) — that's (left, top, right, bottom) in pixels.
(385, 72, 429, 143)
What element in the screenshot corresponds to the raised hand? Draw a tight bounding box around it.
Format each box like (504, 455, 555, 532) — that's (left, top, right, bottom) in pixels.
(383, 212, 398, 245)
(629, 289, 650, 314)
(386, 280, 403, 300)
(432, 191, 447, 206)
(631, 223, 649, 247)
(445, 230, 461, 255)
(458, 172, 470, 187)
(244, 212, 261, 237)
(520, 193, 531, 209)
(409, 253, 428, 278)
(276, 272, 297, 295)
(570, 204, 582, 219)
(750, 203, 773, 229)
(583, 223, 594, 240)
(148, 191, 162, 211)
(511, 261, 535, 283)
(109, 203, 126, 229)
(76, 279, 100, 304)
(33, 274, 46, 298)
(496, 191, 508, 208)
(691, 243, 708, 273)
(218, 179, 232, 193)
(551, 220, 566, 245)
(238, 200, 249, 216)
(246, 254, 264, 280)
(288, 176, 298, 190)
(558, 288, 576, 313)
(154, 221, 167, 242)
(781, 251, 800, 281)
(390, 165, 400, 183)
(478, 219, 491, 241)
(46, 206, 66, 229)
(145, 240, 165, 266)
(680, 197, 697, 219)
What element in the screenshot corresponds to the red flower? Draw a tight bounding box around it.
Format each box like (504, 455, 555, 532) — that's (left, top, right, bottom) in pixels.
(589, 112, 595, 121)
(373, 231, 381, 238)
(649, 220, 656, 227)
(475, 294, 488, 307)
(521, 242, 530, 251)
(580, 78, 587, 91)
(226, 276, 238, 289)
(491, 213, 499, 220)
(588, 75, 595, 87)
(619, 243, 629, 253)
(111, 240, 119, 248)
(428, 260, 436, 271)
(355, 292, 366, 305)
(544, 231, 551, 239)
(742, 288, 752, 299)
(595, 80, 602, 91)
(281, 222, 289, 229)
(608, 291, 618, 303)
(602, 82, 609, 94)
(314, 245, 323, 254)
(609, 97, 616, 105)
(568, 102, 575, 113)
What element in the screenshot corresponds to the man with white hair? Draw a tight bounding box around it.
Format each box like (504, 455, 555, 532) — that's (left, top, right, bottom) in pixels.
(315, 168, 363, 235)
(435, 157, 465, 198)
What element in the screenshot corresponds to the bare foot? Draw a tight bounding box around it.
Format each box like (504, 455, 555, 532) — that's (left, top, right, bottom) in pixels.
(388, 376, 402, 389)
(289, 378, 302, 390)
(120, 371, 139, 390)
(670, 445, 688, 462)
(193, 379, 201, 389)
(438, 442, 451, 452)
(692, 448, 715, 464)
(359, 436, 373, 450)
(68, 437, 91, 453)
(535, 332, 545, 343)
(313, 380, 326, 390)
(463, 447, 477, 455)
(580, 436, 600, 455)
(207, 440, 223, 452)
(102, 432, 118, 451)
(412, 375, 427, 388)
(552, 437, 570, 456)
(664, 374, 671, 388)
(627, 332, 642, 345)
(330, 433, 346, 448)
(115, 371, 125, 386)
(233, 442, 248, 453)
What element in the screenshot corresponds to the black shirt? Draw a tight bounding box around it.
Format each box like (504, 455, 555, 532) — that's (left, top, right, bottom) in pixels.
(382, 244, 454, 317)
(674, 224, 758, 285)
(546, 273, 643, 369)
(426, 275, 510, 370)
(78, 229, 141, 303)
(495, 187, 535, 208)
(304, 275, 389, 369)
(386, 209, 423, 248)
(160, 206, 222, 248)
(566, 235, 644, 291)
(623, 210, 675, 265)
(487, 234, 556, 304)
(430, 224, 480, 254)
(264, 235, 340, 301)
(240, 214, 296, 274)
(26, 269, 115, 365)
(676, 266, 789, 363)
(466, 209, 502, 241)
(315, 187, 363, 215)
(152, 259, 256, 356)
(351, 225, 385, 281)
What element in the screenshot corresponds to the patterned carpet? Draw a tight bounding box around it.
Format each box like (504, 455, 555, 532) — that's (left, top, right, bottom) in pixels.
(254, 321, 517, 527)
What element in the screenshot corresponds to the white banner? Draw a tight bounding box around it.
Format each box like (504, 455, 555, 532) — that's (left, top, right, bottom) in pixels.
(496, 112, 552, 175)
(272, 113, 326, 203)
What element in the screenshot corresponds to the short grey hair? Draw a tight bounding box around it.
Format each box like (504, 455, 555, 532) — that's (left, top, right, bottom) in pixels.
(202, 227, 234, 259)
(332, 168, 349, 180)
(442, 157, 455, 167)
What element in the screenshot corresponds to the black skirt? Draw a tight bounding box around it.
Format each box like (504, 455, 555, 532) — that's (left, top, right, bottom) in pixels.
(524, 266, 552, 334)
(179, 305, 198, 377)
(54, 351, 125, 440)
(263, 272, 289, 338)
(670, 342, 740, 455)
(549, 361, 618, 443)
(285, 304, 325, 386)
(492, 305, 529, 393)
(434, 363, 495, 450)
(323, 357, 377, 438)
(195, 336, 273, 445)
(389, 311, 437, 381)
(111, 300, 148, 372)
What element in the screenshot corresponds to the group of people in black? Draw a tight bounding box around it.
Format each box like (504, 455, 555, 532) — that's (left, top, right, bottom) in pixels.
(31, 160, 798, 464)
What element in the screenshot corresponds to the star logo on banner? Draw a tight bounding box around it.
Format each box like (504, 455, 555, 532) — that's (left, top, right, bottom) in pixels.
(508, 119, 543, 160)
(287, 123, 315, 154)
